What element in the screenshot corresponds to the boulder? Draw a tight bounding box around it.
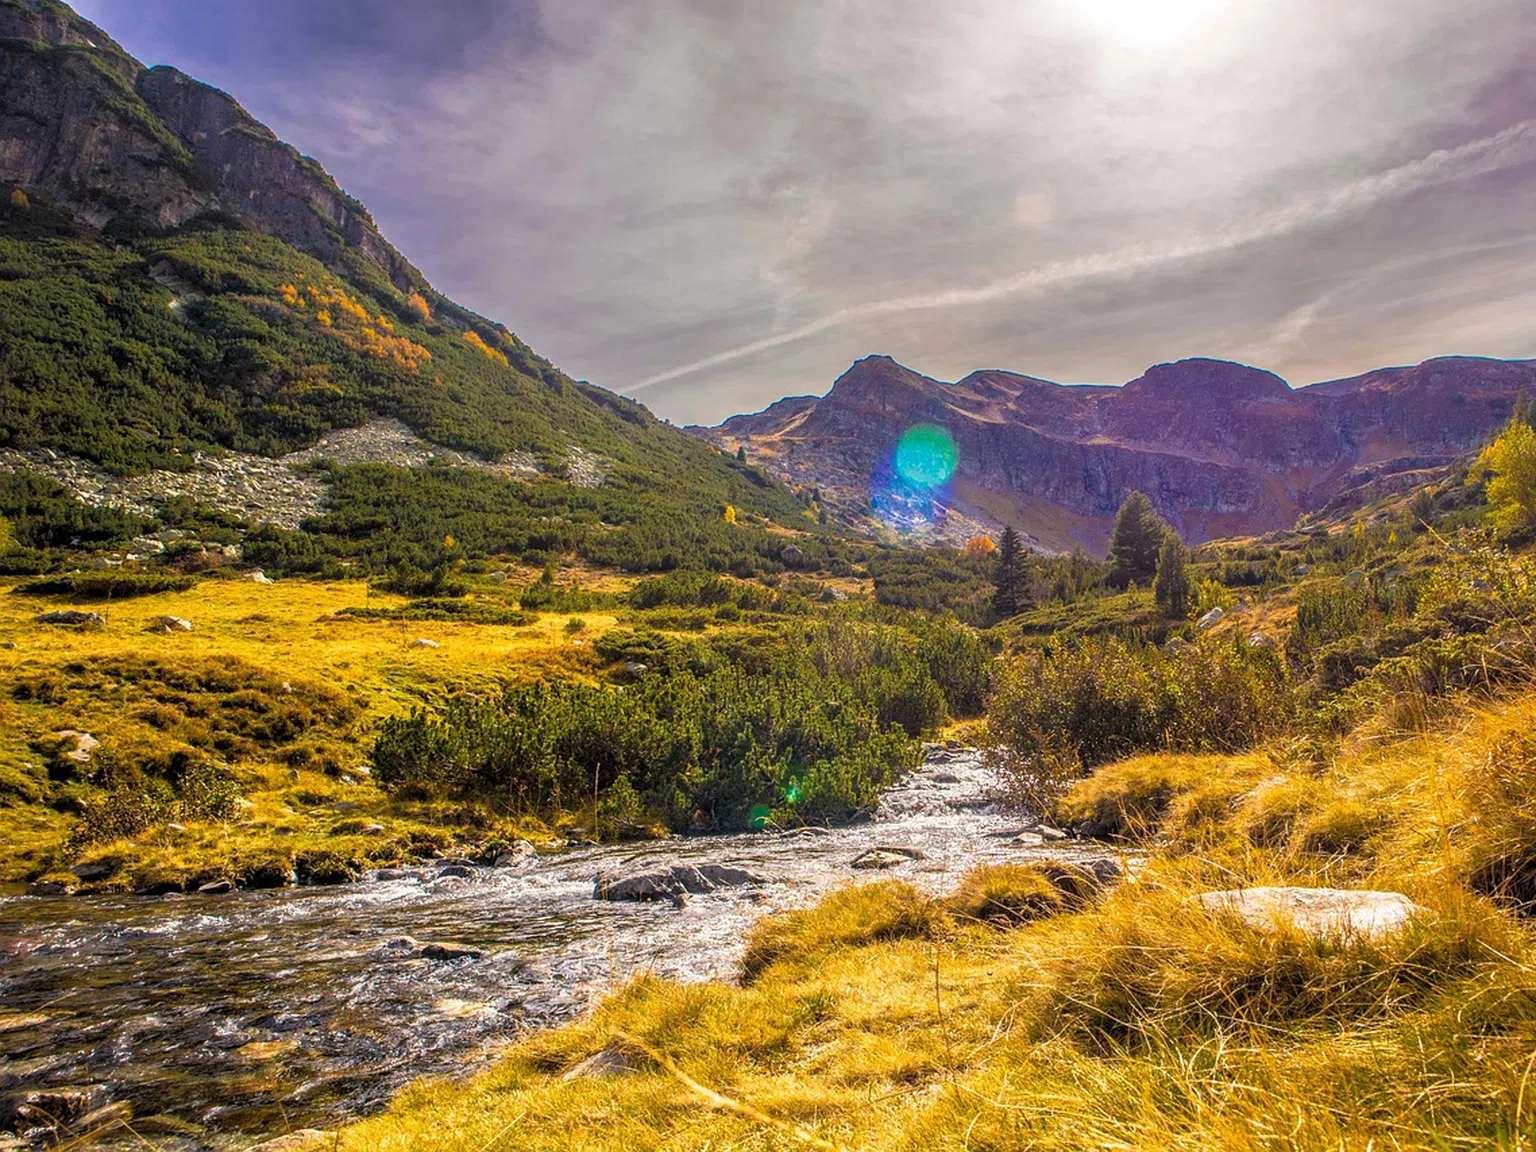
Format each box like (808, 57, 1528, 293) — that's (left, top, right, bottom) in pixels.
(436, 863, 476, 879)
(1196, 607, 1225, 630)
(780, 543, 807, 567)
(410, 638, 439, 649)
(851, 846, 927, 870)
(1247, 631, 1277, 649)
(373, 868, 412, 881)
(36, 610, 106, 627)
(1196, 887, 1427, 940)
(146, 616, 194, 634)
(54, 730, 99, 764)
(197, 880, 234, 895)
(492, 841, 537, 867)
(245, 570, 276, 585)
(26, 878, 77, 897)
(593, 862, 765, 902)
(561, 1048, 635, 1081)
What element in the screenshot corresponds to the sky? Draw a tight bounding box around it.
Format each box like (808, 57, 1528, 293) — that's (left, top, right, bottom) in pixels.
(73, 0, 1536, 425)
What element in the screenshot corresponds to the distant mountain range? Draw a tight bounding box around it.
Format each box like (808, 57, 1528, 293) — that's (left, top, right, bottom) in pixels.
(692, 354, 1536, 552)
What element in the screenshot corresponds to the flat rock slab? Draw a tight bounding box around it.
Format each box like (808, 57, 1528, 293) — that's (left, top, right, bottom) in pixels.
(594, 863, 765, 902)
(1196, 887, 1427, 940)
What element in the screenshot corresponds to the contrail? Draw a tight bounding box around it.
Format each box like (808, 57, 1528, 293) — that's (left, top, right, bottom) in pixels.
(628, 120, 1536, 392)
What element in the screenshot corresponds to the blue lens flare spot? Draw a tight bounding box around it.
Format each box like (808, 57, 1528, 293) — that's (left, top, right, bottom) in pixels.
(784, 782, 802, 805)
(895, 424, 958, 489)
(749, 805, 773, 830)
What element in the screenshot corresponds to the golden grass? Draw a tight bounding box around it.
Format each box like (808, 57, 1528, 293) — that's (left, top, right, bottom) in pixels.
(0, 575, 622, 882)
(325, 691, 1536, 1151)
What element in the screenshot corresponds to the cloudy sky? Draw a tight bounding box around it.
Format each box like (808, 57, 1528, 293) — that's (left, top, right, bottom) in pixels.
(74, 0, 1536, 424)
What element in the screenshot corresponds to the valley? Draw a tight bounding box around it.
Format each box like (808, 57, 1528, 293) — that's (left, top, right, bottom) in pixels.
(3, 1, 1536, 1150)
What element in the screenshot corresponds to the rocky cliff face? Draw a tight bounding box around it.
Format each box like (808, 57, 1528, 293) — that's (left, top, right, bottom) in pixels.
(695, 353, 1535, 552)
(0, 0, 421, 288)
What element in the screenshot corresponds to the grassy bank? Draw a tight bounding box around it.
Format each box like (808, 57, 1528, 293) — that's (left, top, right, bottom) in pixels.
(0, 572, 617, 886)
(329, 687, 1536, 1151)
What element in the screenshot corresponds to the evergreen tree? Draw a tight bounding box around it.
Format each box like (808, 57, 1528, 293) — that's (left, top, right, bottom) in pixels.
(1515, 387, 1535, 429)
(736, 444, 748, 463)
(1106, 492, 1167, 588)
(1153, 531, 1192, 619)
(991, 525, 1027, 620)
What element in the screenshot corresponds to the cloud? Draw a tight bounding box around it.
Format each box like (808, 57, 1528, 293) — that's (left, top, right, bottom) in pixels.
(630, 119, 1536, 392)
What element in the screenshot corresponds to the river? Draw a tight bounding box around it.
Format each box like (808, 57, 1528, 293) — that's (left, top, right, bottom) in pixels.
(0, 747, 1114, 1149)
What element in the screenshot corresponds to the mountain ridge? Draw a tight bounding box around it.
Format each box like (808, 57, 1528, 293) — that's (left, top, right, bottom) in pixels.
(694, 352, 1536, 551)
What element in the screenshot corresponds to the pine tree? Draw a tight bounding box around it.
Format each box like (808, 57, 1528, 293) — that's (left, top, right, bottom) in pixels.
(991, 525, 1027, 620)
(1106, 492, 1167, 588)
(1153, 531, 1192, 619)
(736, 444, 747, 463)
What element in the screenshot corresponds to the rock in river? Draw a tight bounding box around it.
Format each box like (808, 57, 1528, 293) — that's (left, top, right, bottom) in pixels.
(851, 846, 927, 870)
(593, 863, 765, 902)
(375, 936, 486, 961)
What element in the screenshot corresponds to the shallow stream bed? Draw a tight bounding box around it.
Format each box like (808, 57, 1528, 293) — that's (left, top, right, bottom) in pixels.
(0, 748, 1115, 1149)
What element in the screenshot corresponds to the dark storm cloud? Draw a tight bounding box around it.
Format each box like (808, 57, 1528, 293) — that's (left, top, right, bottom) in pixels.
(73, 0, 1536, 423)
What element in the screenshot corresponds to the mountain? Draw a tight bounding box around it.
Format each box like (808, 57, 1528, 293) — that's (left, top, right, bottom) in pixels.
(0, 0, 803, 554)
(694, 353, 1536, 552)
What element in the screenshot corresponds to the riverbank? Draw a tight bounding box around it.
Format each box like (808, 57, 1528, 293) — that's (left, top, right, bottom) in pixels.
(323, 690, 1536, 1152)
(2, 748, 1095, 1148)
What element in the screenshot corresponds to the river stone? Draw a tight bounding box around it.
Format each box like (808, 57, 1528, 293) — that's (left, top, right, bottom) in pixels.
(26, 879, 77, 897)
(1196, 887, 1427, 940)
(197, 880, 234, 895)
(436, 863, 476, 879)
(376, 936, 486, 961)
(1012, 823, 1068, 846)
(593, 862, 765, 902)
(851, 846, 926, 870)
(492, 841, 537, 867)
(1, 1084, 108, 1128)
(246, 1131, 329, 1152)
(420, 942, 486, 961)
(373, 868, 412, 881)
(562, 1048, 635, 1080)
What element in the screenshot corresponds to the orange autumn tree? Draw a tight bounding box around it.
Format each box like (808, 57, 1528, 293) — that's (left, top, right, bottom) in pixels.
(963, 536, 997, 560)
(463, 330, 510, 367)
(275, 282, 431, 373)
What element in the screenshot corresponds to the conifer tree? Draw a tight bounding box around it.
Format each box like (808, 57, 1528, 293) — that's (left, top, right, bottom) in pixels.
(991, 525, 1027, 620)
(1153, 531, 1192, 619)
(736, 444, 748, 463)
(1106, 491, 1166, 588)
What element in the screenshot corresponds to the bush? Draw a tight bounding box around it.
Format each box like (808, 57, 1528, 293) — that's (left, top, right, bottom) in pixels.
(15, 571, 196, 599)
(987, 637, 1291, 783)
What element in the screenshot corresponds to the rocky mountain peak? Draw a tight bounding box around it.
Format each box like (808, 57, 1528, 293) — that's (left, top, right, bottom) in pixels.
(0, 1, 422, 290)
(1119, 358, 1293, 406)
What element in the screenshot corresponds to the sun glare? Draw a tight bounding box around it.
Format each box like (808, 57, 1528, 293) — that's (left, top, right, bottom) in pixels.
(1074, 0, 1230, 48)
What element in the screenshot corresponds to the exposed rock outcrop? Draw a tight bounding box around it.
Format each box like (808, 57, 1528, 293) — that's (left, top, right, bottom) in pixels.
(0, 1, 421, 289)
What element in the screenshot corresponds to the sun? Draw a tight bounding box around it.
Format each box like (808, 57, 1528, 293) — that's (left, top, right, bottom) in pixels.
(1073, 0, 1230, 49)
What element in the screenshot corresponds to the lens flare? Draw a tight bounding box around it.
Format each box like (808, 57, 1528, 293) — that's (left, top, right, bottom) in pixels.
(749, 804, 772, 830)
(894, 424, 959, 489)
